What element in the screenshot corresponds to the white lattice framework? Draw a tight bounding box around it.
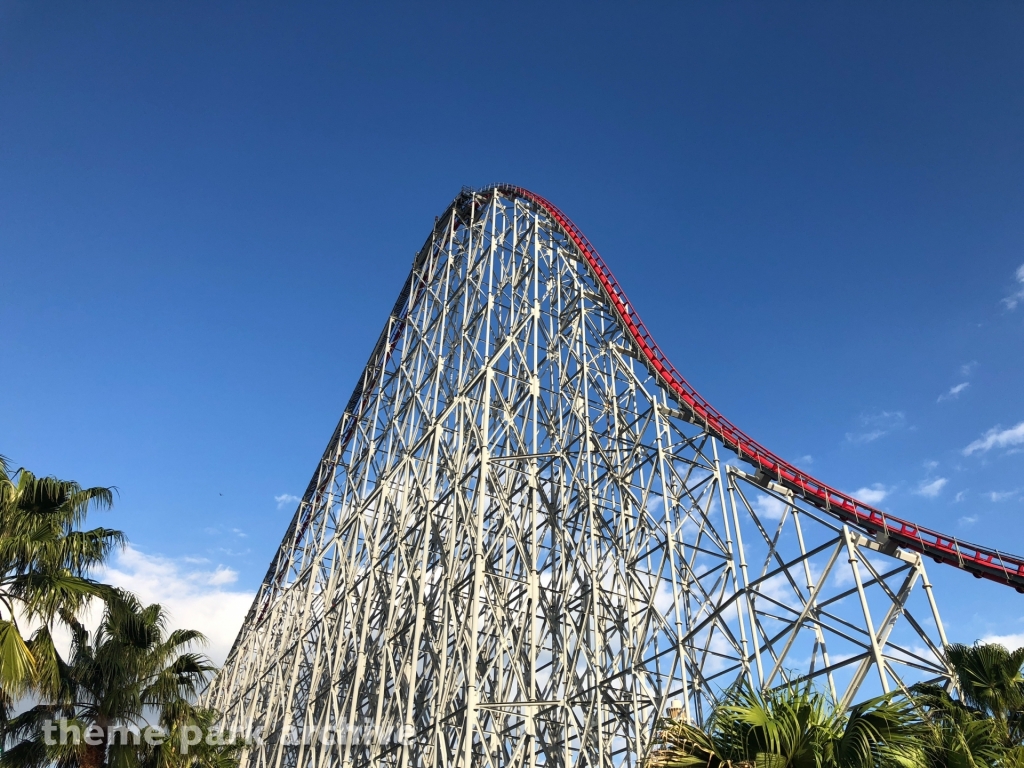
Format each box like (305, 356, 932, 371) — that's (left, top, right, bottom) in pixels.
(207, 186, 953, 768)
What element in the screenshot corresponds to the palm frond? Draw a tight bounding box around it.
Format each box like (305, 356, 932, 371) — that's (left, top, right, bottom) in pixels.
(945, 643, 1024, 719)
(645, 718, 733, 768)
(26, 624, 72, 703)
(9, 572, 108, 621)
(164, 628, 209, 651)
(838, 694, 928, 768)
(0, 733, 51, 768)
(0, 619, 36, 696)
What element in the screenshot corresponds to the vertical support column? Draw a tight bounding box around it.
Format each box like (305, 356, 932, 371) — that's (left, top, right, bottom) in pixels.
(789, 495, 837, 700)
(844, 556, 919, 700)
(524, 207, 541, 768)
(459, 193, 497, 767)
(654, 407, 691, 724)
(842, 526, 890, 702)
(712, 440, 753, 689)
(726, 468, 764, 688)
(918, 555, 953, 691)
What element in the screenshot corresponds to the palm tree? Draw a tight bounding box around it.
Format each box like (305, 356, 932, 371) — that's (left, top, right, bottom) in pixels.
(646, 684, 928, 768)
(0, 456, 124, 714)
(911, 642, 1024, 768)
(909, 683, 1005, 768)
(945, 643, 1024, 744)
(139, 699, 245, 768)
(1, 590, 235, 768)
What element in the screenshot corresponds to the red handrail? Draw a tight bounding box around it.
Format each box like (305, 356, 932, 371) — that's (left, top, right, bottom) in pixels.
(488, 184, 1024, 592)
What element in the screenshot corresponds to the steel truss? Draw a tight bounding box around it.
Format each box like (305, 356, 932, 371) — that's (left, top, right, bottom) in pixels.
(207, 188, 951, 768)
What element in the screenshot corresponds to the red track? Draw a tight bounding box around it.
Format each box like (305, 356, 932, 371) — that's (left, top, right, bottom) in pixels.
(487, 184, 1024, 593)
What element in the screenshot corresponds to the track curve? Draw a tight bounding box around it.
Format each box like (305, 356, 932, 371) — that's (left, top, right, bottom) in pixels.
(484, 183, 1024, 592)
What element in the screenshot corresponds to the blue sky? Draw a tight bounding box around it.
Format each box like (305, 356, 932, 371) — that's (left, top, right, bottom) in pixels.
(2, 1, 1023, 658)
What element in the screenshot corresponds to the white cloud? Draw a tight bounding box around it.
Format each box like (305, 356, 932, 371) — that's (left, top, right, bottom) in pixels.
(987, 490, 1019, 502)
(853, 484, 888, 504)
(937, 382, 970, 402)
(964, 421, 1024, 455)
(1002, 263, 1024, 310)
(207, 565, 240, 586)
(960, 361, 979, 377)
(954, 490, 967, 503)
(916, 478, 948, 498)
(799, 455, 814, 465)
(98, 546, 255, 664)
(753, 495, 788, 521)
(848, 430, 886, 443)
(275, 493, 300, 510)
(846, 411, 905, 444)
(958, 515, 978, 526)
(981, 632, 1024, 650)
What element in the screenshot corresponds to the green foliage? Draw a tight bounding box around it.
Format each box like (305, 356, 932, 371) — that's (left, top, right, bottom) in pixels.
(911, 642, 1024, 768)
(944, 644, 1024, 738)
(648, 642, 1024, 768)
(0, 458, 124, 701)
(0, 620, 36, 696)
(0, 591, 234, 768)
(647, 684, 927, 768)
(0, 456, 238, 768)
(138, 700, 246, 768)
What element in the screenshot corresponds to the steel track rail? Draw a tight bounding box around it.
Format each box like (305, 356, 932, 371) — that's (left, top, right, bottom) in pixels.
(485, 183, 1024, 592)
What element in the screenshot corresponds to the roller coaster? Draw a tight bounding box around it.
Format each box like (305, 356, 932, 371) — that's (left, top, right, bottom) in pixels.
(498, 184, 1024, 592)
(208, 185, 1020, 768)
